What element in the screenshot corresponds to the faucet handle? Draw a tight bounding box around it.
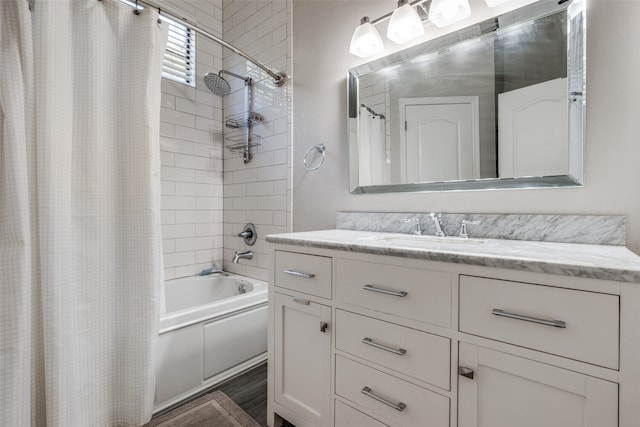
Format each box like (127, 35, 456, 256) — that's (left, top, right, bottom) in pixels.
(459, 220, 481, 238)
(403, 218, 423, 235)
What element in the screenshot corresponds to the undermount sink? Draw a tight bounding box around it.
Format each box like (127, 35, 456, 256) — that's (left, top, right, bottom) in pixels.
(360, 234, 486, 245)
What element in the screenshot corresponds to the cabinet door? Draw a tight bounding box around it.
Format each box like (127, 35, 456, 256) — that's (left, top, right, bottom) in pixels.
(458, 343, 618, 427)
(274, 292, 331, 427)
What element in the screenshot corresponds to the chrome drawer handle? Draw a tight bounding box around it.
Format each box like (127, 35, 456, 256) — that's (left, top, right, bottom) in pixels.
(361, 337, 407, 355)
(361, 386, 407, 411)
(293, 297, 310, 306)
(284, 269, 316, 279)
(362, 284, 408, 297)
(491, 308, 567, 329)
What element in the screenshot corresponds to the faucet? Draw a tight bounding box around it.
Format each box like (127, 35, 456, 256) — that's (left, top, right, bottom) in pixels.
(459, 219, 482, 238)
(403, 218, 423, 235)
(233, 250, 253, 263)
(429, 213, 446, 237)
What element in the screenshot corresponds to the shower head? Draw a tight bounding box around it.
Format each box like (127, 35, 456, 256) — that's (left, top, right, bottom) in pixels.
(203, 70, 251, 97)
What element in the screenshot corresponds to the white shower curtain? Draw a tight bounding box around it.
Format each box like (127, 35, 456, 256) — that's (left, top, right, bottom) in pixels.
(1, 1, 167, 425)
(358, 106, 387, 185)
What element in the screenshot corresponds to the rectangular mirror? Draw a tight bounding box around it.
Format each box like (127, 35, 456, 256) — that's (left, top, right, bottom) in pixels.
(348, 0, 585, 194)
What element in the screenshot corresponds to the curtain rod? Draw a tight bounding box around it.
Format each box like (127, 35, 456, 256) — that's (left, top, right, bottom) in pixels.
(136, 0, 288, 87)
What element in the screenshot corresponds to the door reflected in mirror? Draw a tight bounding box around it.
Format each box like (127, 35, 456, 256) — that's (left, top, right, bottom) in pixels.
(348, 0, 585, 193)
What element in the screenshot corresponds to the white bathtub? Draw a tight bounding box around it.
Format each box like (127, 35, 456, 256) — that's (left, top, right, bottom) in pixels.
(154, 273, 268, 412)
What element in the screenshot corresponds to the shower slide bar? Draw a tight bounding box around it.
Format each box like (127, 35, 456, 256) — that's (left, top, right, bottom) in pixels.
(134, 0, 288, 87)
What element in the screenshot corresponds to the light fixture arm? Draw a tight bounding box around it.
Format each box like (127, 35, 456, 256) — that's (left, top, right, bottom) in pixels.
(367, 0, 431, 26)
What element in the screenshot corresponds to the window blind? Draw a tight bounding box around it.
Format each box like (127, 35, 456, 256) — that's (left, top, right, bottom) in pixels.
(160, 17, 195, 87)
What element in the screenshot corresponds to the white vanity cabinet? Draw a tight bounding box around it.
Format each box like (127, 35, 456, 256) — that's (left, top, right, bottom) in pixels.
(267, 240, 639, 427)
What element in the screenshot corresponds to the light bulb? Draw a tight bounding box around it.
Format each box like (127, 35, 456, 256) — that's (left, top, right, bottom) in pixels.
(485, 0, 513, 7)
(350, 17, 384, 58)
(387, 0, 424, 44)
(429, 0, 471, 28)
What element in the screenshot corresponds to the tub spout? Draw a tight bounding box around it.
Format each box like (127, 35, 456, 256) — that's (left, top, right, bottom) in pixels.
(233, 250, 253, 263)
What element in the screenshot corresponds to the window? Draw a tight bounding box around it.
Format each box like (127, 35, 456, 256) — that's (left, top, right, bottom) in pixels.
(161, 17, 196, 87)
(119, 1, 196, 87)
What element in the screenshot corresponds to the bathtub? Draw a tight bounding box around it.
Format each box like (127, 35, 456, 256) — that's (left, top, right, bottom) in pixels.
(154, 273, 268, 412)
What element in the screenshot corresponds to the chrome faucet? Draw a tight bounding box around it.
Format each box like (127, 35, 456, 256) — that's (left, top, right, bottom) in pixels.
(429, 213, 446, 237)
(232, 250, 253, 263)
(459, 219, 481, 238)
(403, 218, 423, 235)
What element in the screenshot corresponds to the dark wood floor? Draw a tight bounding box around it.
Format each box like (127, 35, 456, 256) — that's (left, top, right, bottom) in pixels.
(153, 362, 268, 426)
(216, 362, 268, 426)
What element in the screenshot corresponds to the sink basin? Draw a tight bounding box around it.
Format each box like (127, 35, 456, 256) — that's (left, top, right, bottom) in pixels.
(360, 234, 485, 245)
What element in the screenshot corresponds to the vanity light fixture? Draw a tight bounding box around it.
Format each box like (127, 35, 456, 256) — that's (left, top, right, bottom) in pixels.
(387, 0, 425, 44)
(485, 0, 514, 7)
(428, 0, 471, 28)
(349, 16, 385, 58)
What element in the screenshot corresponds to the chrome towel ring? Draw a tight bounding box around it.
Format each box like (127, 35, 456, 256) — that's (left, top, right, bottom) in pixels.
(303, 144, 326, 171)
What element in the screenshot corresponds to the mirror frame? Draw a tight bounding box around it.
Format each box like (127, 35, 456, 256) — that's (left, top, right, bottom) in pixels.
(348, 0, 585, 194)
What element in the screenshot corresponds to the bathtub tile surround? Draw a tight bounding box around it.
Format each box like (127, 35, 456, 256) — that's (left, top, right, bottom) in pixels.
(221, 0, 292, 281)
(336, 211, 626, 245)
(160, 1, 225, 281)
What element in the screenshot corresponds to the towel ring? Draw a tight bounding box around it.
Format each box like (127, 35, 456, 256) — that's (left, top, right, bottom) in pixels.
(304, 144, 326, 171)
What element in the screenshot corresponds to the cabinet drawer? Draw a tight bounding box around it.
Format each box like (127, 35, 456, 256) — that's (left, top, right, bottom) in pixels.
(335, 400, 388, 427)
(336, 259, 453, 327)
(336, 310, 450, 390)
(275, 251, 332, 299)
(459, 275, 619, 369)
(335, 355, 449, 427)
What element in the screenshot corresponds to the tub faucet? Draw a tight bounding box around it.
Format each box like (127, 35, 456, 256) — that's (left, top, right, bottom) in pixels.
(233, 250, 253, 263)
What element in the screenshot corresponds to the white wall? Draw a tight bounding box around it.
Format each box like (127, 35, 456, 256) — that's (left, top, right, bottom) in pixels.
(160, 1, 225, 280)
(292, 0, 640, 254)
(221, 0, 292, 281)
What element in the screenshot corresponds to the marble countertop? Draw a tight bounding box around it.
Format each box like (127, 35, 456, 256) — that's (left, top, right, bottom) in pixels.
(266, 229, 640, 283)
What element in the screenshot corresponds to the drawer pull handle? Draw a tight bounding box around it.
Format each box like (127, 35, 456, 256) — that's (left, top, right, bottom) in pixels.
(320, 322, 328, 333)
(362, 284, 408, 298)
(361, 386, 407, 411)
(284, 269, 316, 279)
(293, 297, 310, 305)
(491, 308, 567, 329)
(459, 366, 475, 380)
(361, 337, 407, 355)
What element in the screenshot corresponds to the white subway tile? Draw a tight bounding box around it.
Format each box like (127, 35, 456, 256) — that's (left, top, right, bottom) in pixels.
(273, 210, 286, 226)
(176, 97, 215, 119)
(175, 210, 217, 224)
(161, 210, 175, 225)
(162, 239, 176, 254)
(176, 236, 216, 252)
(196, 197, 223, 210)
(196, 169, 224, 184)
(233, 196, 258, 210)
(257, 164, 287, 181)
(161, 166, 195, 183)
(257, 195, 286, 211)
(160, 122, 175, 138)
(161, 196, 197, 210)
(160, 137, 196, 155)
(161, 181, 176, 196)
(246, 181, 274, 196)
(246, 210, 273, 225)
(176, 182, 220, 197)
(175, 125, 214, 144)
(160, 151, 175, 166)
(232, 168, 259, 184)
(163, 251, 195, 268)
(161, 107, 196, 128)
(162, 224, 196, 239)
